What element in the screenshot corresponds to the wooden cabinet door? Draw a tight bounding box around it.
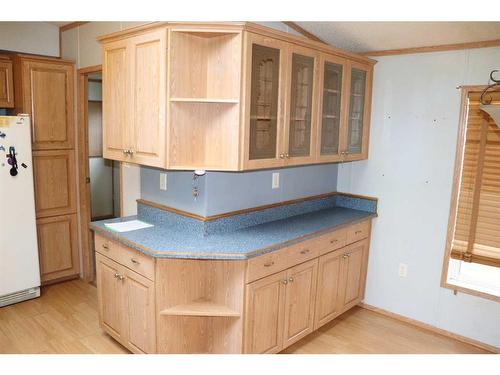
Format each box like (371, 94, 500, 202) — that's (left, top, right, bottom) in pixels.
(102, 39, 129, 162)
(342, 62, 372, 161)
(123, 268, 156, 353)
(282, 258, 318, 348)
(128, 29, 167, 168)
(317, 54, 347, 163)
(284, 46, 319, 166)
(338, 239, 369, 311)
(0, 59, 14, 108)
(21, 60, 73, 150)
(32, 149, 77, 218)
(314, 249, 344, 329)
(96, 253, 126, 341)
(244, 271, 286, 353)
(36, 214, 79, 283)
(243, 33, 287, 170)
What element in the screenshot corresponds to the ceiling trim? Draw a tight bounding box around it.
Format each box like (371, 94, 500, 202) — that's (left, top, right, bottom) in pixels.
(283, 21, 326, 44)
(361, 38, 500, 57)
(60, 21, 89, 32)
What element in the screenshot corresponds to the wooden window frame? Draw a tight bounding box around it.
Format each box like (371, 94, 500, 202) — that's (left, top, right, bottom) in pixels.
(440, 86, 500, 303)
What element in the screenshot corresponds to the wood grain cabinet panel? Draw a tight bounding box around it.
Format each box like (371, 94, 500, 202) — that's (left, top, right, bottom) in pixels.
(244, 271, 286, 353)
(0, 58, 14, 108)
(339, 239, 369, 310)
(17, 59, 74, 150)
(32, 149, 77, 218)
(282, 259, 318, 347)
(36, 214, 79, 283)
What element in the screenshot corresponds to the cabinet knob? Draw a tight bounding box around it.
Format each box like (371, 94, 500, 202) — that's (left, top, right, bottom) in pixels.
(114, 273, 120, 278)
(102, 243, 109, 250)
(355, 230, 362, 235)
(342, 254, 349, 259)
(330, 239, 338, 244)
(300, 249, 310, 255)
(263, 261, 275, 267)
(282, 279, 288, 285)
(118, 275, 125, 281)
(285, 153, 290, 159)
(288, 277, 294, 283)
(279, 153, 285, 159)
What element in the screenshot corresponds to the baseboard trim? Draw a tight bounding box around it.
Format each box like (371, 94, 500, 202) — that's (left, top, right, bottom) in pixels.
(358, 303, 499, 354)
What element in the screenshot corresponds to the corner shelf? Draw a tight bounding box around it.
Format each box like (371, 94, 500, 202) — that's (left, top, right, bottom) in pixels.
(160, 299, 241, 318)
(170, 97, 239, 104)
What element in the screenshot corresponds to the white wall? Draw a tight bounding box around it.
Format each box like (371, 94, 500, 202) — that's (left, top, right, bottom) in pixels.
(0, 22, 59, 56)
(337, 47, 500, 348)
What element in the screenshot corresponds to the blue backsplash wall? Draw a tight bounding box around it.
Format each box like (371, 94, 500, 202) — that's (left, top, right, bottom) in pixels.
(141, 164, 338, 216)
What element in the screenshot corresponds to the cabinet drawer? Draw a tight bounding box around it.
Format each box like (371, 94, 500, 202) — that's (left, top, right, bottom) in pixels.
(246, 250, 289, 284)
(95, 234, 155, 280)
(285, 240, 320, 268)
(346, 220, 371, 244)
(315, 229, 347, 256)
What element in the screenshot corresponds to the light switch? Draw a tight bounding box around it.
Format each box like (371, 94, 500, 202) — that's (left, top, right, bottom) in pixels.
(160, 173, 167, 191)
(272, 172, 280, 189)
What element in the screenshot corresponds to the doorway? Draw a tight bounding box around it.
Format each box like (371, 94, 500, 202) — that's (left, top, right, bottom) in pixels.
(77, 66, 121, 282)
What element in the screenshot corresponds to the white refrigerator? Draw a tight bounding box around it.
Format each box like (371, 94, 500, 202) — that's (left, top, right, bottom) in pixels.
(0, 115, 41, 307)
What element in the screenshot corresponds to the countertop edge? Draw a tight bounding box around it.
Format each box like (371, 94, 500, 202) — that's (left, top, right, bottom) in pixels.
(89, 212, 376, 260)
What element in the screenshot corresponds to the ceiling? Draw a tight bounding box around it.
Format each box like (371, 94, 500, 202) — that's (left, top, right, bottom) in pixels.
(48, 21, 500, 54)
(297, 22, 500, 53)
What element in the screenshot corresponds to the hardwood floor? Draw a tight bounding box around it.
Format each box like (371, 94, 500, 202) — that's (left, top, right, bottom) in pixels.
(0, 279, 491, 354)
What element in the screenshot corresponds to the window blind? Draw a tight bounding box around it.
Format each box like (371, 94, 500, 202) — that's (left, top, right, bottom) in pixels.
(451, 90, 500, 267)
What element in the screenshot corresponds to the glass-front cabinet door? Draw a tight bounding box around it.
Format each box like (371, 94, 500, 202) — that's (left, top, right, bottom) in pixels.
(284, 47, 319, 166)
(244, 33, 287, 169)
(344, 62, 372, 161)
(318, 55, 346, 162)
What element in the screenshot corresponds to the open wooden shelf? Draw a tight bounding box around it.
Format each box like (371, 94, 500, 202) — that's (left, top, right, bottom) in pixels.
(170, 97, 239, 104)
(160, 299, 240, 318)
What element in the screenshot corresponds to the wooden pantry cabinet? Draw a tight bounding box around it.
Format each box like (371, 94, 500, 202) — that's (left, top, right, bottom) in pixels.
(12, 55, 79, 284)
(98, 22, 375, 171)
(0, 55, 14, 108)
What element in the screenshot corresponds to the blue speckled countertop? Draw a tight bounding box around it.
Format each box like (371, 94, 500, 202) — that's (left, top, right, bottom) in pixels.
(90, 195, 376, 260)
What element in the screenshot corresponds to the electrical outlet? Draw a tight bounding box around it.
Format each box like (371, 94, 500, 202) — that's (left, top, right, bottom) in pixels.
(272, 172, 280, 189)
(160, 172, 167, 191)
(398, 263, 408, 278)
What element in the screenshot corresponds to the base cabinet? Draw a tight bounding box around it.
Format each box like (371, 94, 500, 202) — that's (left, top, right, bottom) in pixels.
(96, 253, 156, 353)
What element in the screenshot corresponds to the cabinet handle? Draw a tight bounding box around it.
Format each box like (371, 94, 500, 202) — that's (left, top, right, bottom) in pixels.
(279, 153, 285, 159)
(130, 258, 140, 264)
(342, 254, 349, 259)
(129, 150, 135, 155)
(285, 153, 290, 159)
(330, 239, 338, 244)
(300, 249, 310, 255)
(288, 277, 294, 283)
(118, 274, 125, 281)
(114, 273, 120, 278)
(263, 261, 275, 267)
(102, 244, 109, 250)
(355, 230, 362, 235)
(282, 279, 288, 285)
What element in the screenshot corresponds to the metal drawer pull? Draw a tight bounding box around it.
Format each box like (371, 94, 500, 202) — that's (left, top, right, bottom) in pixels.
(282, 279, 288, 285)
(288, 277, 294, 283)
(264, 261, 275, 267)
(355, 230, 362, 234)
(130, 258, 140, 264)
(342, 254, 349, 259)
(102, 244, 109, 250)
(330, 239, 338, 244)
(300, 249, 310, 255)
(114, 273, 120, 278)
(118, 274, 125, 281)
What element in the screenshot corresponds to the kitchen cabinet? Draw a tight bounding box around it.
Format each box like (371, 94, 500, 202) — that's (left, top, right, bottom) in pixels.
(13, 54, 79, 285)
(0, 56, 14, 108)
(343, 62, 372, 161)
(36, 214, 79, 283)
(314, 238, 369, 329)
(96, 252, 156, 353)
(102, 28, 167, 168)
(98, 22, 375, 171)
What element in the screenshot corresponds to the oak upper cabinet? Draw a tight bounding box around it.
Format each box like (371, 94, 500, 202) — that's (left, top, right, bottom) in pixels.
(13, 56, 74, 150)
(0, 56, 14, 108)
(342, 62, 372, 161)
(282, 259, 318, 347)
(284, 47, 319, 166)
(243, 33, 287, 170)
(96, 253, 156, 353)
(317, 54, 347, 163)
(102, 28, 167, 168)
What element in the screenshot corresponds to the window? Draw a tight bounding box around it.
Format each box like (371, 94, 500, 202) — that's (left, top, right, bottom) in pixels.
(442, 87, 500, 300)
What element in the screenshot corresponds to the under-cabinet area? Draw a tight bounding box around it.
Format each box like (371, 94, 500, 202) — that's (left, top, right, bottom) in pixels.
(99, 22, 374, 171)
(93, 215, 372, 354)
